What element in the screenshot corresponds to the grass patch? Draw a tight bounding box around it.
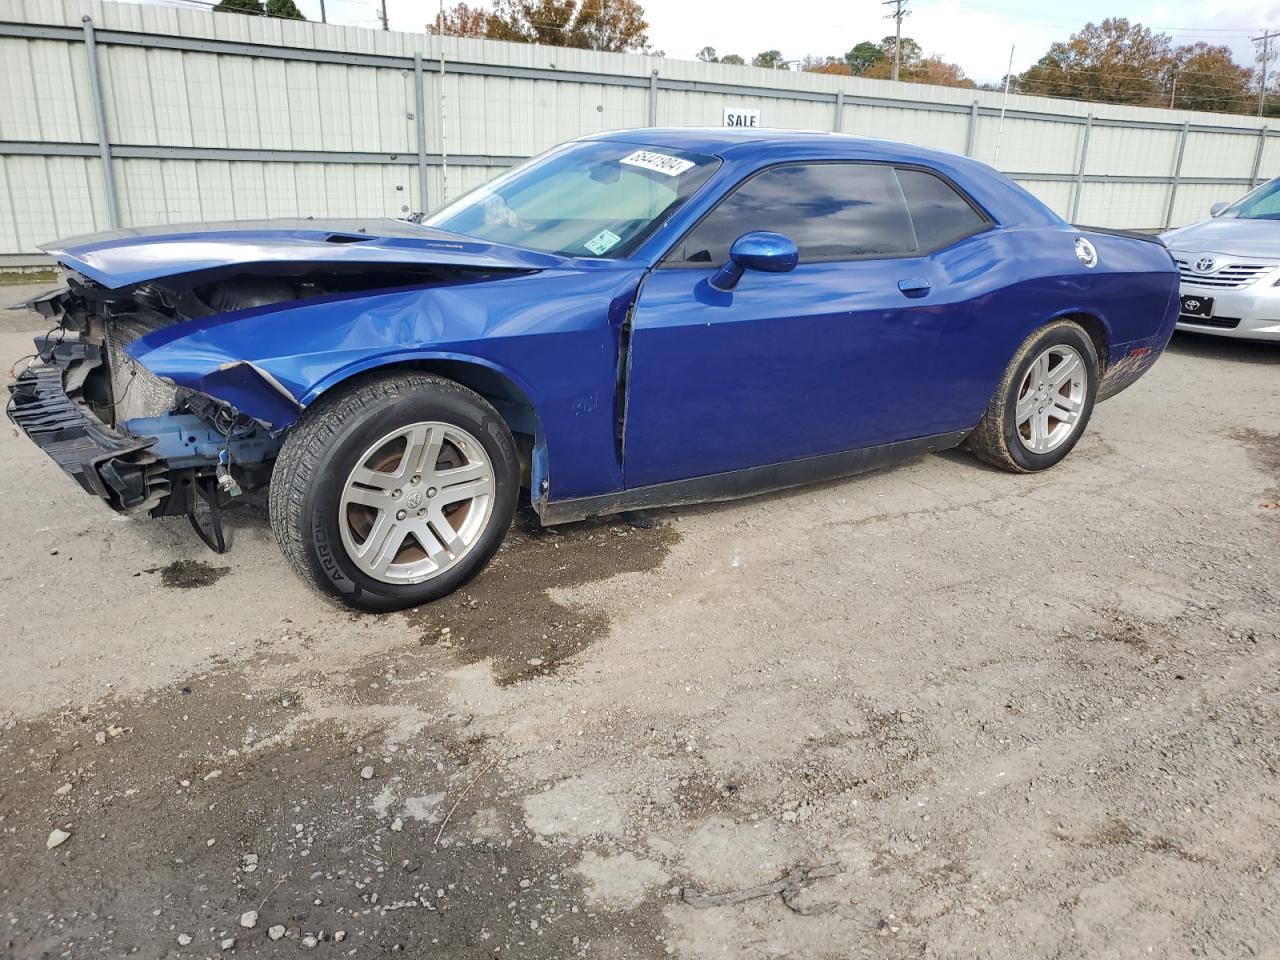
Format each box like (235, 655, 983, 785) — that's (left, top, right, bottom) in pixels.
(0, 269, 58, 286)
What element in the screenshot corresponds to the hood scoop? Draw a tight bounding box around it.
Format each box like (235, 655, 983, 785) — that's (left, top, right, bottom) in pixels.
(324, 233, 373, 244)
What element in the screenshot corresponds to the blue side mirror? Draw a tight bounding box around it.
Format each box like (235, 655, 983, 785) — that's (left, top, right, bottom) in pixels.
(1209, 201, 1228, 217)
(709, 231, 799, 291)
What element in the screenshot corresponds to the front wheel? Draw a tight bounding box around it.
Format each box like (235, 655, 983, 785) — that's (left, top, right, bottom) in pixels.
(967, 319, 1099, 473)
(269, 372, 519, 611)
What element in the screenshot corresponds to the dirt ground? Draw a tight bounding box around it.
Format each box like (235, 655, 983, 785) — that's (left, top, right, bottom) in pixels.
(1, 281, 1278, 960)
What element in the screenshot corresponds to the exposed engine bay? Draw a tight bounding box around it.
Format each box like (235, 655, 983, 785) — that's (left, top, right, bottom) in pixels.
(7, 262, 477, 550)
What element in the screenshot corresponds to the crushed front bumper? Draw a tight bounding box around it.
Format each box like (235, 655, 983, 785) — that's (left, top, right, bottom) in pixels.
(7, 336, 167, 511)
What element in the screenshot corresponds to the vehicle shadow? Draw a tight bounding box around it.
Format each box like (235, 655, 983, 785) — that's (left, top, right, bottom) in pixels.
(1166, 331, 1280, 365)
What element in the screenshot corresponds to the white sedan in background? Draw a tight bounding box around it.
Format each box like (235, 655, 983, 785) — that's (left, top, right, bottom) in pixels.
(1162, 178, 1280, 342)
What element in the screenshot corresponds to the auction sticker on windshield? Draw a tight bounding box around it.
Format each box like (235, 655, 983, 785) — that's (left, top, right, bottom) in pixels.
(620, 150, 695, 176)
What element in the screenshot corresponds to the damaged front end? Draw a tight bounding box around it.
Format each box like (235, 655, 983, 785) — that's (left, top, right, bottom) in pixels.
(9, 220, 570, 551)
(7, 272, 290, 549)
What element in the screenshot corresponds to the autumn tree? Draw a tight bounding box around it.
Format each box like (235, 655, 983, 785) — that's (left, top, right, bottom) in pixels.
(906, 55, 974, 87)
(1171, 42, 1254, 112)
(1017, 19, 1255, 112)
(432, 2, 490, 36)
(486, 0, 649, 52)
(846, 36, 970, 87)
(1019, 18, 1172, 104)
(801, 55, 852, 76)
(858, 36, 920, 78)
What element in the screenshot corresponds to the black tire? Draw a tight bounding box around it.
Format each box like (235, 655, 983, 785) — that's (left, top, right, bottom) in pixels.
(269, 372, 519, 611)
(967, 319, 1100, 473)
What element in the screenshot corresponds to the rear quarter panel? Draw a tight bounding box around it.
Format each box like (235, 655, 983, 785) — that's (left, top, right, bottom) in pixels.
(926, 225, 1178, 433)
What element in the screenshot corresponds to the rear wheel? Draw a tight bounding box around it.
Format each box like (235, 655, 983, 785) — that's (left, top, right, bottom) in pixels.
(968, 319, 1099, 473)
(270, 372, 519, 611)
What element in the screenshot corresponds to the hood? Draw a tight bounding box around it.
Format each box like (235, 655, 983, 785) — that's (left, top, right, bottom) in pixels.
(1160, 217, 1280, 260)
(40, 217, 568, 289)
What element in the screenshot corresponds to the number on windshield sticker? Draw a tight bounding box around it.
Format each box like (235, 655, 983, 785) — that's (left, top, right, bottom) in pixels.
(619, 150, 695, 177)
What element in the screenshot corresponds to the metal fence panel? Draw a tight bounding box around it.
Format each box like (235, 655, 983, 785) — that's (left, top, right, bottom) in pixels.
(1, 0, 1278, 266)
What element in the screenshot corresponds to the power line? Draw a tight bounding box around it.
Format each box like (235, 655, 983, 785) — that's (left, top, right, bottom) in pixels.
(913, 0, 1260, 37)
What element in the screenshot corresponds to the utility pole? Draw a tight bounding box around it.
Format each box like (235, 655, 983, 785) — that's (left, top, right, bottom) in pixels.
(882, 0, 908, 82)
(1252, 29, 1280, 116)
(379, 0, 389, 30)
(317, 0, 326, 23)
(1169, 72, 1177, 109)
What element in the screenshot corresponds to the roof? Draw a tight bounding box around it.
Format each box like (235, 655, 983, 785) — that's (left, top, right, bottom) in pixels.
(582, 127, 832, 152)
(582, 127, 1066, 230)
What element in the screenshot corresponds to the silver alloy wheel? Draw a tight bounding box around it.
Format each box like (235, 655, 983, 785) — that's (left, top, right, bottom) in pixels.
(338, 421, 495, 584)
(1014, 344, 1087, 454)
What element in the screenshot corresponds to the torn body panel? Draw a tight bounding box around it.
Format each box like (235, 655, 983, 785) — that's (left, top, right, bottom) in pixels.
(7, 243, 646, 535)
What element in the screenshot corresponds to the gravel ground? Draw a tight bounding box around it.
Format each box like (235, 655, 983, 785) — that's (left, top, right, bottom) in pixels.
(1, 281, 1278, 959)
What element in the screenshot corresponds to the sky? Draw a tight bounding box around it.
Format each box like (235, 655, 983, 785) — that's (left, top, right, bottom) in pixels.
(181, 0, 1280, 85)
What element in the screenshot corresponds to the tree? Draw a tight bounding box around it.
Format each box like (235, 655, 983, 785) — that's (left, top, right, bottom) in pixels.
(853, 36, 968, 87)
(906, 55, 974, 88)
(844, 41, 883, 75)
(214, 0, 264, 14)
(264, 0, 304, 18)
(1019, 18, 1172, 105)
(696, 45, 718, 62)
(719, 53, 745, 65)
(1171, 42, 1253, 112)
(801, 55, 852, 76)
(432, 2, 490, 36)
(753, 49, 784, 68)
(874, 34, 921, 73)
(486, 0, 650, 52)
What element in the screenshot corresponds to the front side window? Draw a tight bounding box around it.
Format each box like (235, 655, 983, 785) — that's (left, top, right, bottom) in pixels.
(667, 162, 988, 265)
(424, 141, 719, 258)
(669, 162, 918, 264)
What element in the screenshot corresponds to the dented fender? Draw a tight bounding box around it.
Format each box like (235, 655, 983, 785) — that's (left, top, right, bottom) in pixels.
(123, 264, 647, 500)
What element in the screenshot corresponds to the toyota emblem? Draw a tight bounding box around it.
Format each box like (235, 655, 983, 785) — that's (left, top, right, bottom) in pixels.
(1184, 298, 1201, 311)
(1193, 256, 1217, 273)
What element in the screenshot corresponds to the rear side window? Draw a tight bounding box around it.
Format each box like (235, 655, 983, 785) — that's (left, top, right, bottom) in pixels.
(895, 168, 989, 250)
(669, 162, 918, 264)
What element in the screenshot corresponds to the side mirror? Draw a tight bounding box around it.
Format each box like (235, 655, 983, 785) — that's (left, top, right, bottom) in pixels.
(709, 231, 799, 291)
(1210, 201, 1229, 217)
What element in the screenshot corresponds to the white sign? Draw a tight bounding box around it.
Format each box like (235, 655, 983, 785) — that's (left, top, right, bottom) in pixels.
(619, 149, 695, 176)
(723, 107, 761, 128)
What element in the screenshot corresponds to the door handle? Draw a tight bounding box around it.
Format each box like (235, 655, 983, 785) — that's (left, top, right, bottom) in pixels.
(898, 278, 931, 298)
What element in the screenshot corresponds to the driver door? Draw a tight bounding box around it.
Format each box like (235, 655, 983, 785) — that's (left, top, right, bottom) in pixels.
(621, 161, 990, 489)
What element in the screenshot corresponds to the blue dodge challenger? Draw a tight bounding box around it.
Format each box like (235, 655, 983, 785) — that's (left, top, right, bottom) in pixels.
(9, 129, 1179, 610)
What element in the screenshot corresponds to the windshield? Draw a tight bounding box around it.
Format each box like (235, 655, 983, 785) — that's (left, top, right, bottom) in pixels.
(424, 141, 719, 258)
(1219, 178, 1280, 220)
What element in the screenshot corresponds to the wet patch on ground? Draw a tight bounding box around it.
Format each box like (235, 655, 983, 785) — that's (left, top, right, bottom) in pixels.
(1232, 428, 1280, 504)
(405, 509, 678, 685)
(0, 653, 671, 959)
(146, 558, 233, 589)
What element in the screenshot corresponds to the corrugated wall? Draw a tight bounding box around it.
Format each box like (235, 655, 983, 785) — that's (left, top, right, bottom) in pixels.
(1, 0, 1276, 265)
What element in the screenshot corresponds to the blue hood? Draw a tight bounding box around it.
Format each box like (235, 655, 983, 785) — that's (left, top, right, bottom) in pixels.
(40, 217, 567, 289)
